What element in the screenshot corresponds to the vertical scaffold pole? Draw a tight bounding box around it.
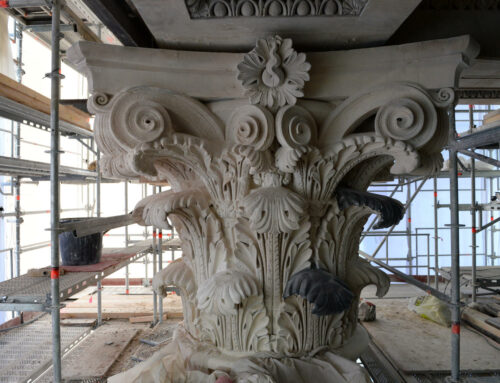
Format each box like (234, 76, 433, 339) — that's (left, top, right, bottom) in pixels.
(152, 187, 158, 324)
(448, 105, 461, 383)
(97, 280, 102, 326)
(125, 181, 129, 295)
(96, 148, 101, 218)
(158, 185, 163, 323)
(406, 180, 413, 275)
(469, 105, 477, 303)
(14, 22, 22, 281)
(96, 145, 102, 326)
(49, 1, 62, 380)
(434, 176, 439, 289)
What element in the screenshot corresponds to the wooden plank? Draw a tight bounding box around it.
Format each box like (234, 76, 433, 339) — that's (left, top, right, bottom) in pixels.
(62, 326, 138, 379)
(486, 317, 500, 330)
(60, 318, 96, 327)
(0, 72, 91, 131)
(462, 307, 500, 341)
(60, 310, 153, 320)
(167, 311, 184, 319)
(362, 299, 500, 373)
(27, 267, 66, 277)
(66, 295, 158, 308)
(64, 294, 182, 310)
(484, 109, 500, 125)
(60, 294, 183, 319)
(129, 314, 167, 323)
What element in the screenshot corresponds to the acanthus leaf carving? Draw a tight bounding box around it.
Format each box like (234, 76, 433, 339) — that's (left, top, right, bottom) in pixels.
(336, 187, 405, 229)
(153, 257, 196, 298)
(280, 221, 312, 292)
(315, 203, 344, 274)
(197, 269, 260, 316)
(234, 222, 265, 285)
(283, 268, 354, 316)
(324, 134, 421, 178)
(243, 185, 306, 234)
(235, 295, 271, 353)
(346, 259, 390, 298)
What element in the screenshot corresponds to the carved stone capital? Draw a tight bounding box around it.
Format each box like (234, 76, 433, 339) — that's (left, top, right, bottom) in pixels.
(70, 35, 476, 381)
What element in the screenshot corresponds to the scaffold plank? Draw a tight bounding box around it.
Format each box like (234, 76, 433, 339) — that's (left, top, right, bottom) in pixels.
(0, 315, 90, 383)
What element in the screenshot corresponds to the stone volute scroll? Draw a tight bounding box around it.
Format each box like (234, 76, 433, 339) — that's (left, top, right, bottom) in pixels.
(68, 34, 478, 382)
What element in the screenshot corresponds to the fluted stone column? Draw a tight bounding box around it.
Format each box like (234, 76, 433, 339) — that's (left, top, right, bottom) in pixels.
(69, 35, 477, 382)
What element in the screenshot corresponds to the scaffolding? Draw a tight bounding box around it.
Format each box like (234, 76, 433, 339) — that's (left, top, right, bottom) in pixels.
(360, 104, 500, 382)
(0, 4, 499, 382)
(0, 7, 175, 382)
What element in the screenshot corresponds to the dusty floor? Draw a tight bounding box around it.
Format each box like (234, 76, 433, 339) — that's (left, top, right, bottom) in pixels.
(28, 283, 498, 382)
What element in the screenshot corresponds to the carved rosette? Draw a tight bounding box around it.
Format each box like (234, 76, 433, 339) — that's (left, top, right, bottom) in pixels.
(237, 36, 311, 108)
(90, 37, 453, 368)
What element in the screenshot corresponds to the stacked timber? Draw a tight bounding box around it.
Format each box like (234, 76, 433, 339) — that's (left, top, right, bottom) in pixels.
(0, 72, 91, 131)
(60, 293, 183, 321)
(462, 300, 500, 343)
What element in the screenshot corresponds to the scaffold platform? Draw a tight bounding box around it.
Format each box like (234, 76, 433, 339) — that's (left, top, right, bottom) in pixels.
(0, 242, 152, 312)
(0, 314, 91, 383)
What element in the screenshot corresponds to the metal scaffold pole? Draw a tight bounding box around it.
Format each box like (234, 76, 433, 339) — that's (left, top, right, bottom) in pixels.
(406, 179, 413, 275)
(96, 148, 101, 218)
(158, 186, 163, 323)
(448, 105, 461, 383)
(14, 22, 22, 281)
(370, 178, 428, 259)
(489, 169, 495, 266)
(125, 181, 129, 295)
(433, 176, 439, 289)
(152, 187, 158, 324)
(49, 0, 62, 380)
(469, 105, 477, 303)
(96, 146, 102, 326)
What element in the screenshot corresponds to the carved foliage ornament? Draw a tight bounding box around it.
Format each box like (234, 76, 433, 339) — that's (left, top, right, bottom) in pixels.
(92, 81, 450, 361)
(237, 36, 311, 108)
(185, 0, 369, 18)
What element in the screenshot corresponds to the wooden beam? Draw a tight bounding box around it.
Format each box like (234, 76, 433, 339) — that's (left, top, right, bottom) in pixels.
(0, 72, 91, 132)
(462, 307, 500, 342)
(129, 314, 167, 323)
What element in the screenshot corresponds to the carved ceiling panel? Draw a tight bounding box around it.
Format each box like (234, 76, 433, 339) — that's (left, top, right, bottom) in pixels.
(130, 0, 420, 51)
(185, 0, 369, 19)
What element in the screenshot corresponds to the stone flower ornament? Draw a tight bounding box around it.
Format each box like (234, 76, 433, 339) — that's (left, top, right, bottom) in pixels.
(237, 36, 311, 108)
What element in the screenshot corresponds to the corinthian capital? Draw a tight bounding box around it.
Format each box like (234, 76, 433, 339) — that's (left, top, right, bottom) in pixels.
(69, 35, 477, 381)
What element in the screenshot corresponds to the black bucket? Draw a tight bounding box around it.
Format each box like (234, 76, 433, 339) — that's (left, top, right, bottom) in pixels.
(59, 218, 103, 266)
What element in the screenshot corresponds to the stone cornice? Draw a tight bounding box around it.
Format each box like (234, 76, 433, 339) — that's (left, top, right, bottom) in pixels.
(68, 35, 479, 102)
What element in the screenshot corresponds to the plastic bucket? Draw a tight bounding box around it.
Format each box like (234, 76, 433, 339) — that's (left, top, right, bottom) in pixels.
(59, 218, 103, 266)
